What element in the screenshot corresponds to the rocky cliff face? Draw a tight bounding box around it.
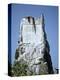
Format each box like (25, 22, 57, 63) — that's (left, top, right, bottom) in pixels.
(15, 15, 54, 75)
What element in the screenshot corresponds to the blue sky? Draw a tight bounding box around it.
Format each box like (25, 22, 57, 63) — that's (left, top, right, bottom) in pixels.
(11, 4, 58, 69)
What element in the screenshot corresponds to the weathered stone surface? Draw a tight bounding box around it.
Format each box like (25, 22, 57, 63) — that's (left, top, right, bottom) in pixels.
(15, 15, 54, 75)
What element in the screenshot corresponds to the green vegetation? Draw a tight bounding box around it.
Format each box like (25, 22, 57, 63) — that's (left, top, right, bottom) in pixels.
(12, 59, 28, 76)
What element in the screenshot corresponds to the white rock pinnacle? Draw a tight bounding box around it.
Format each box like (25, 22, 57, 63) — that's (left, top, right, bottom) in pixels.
(15, 15, 54, 74)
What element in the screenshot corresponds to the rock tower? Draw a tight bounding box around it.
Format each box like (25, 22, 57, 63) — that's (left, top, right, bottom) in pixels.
(15, 15, 54, 75)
